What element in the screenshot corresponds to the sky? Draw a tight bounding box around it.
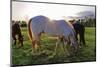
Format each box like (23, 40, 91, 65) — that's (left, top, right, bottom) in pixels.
(12, 1, 95, 21)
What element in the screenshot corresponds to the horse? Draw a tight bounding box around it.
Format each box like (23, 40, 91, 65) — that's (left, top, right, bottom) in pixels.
(68, 19, 86, 47)
(12, 21, 23, 47)
(73, 23, 85, 46)
(28, 15, 78, 54)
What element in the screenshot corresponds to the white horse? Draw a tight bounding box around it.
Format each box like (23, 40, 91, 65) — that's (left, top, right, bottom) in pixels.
(28, 15, 78, 54)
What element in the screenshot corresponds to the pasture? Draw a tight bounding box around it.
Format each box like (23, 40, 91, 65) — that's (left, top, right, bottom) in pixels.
(12, 27, 96, 66)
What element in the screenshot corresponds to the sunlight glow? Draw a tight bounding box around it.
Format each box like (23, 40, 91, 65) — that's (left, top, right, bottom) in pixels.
(12, 1, 95, 21)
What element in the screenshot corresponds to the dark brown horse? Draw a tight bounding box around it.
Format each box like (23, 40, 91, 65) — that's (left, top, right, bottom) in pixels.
(12, 21, 23, 47)
(73, 23, 85, 46)
(69, 19, 85, 47)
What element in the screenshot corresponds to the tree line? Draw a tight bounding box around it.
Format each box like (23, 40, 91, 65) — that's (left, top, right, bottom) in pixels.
(12, 18, 96, 27)
(78, 18, 96, 27)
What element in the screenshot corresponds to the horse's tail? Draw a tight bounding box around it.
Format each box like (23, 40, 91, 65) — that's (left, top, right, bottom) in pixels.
(28, 19, 33, 42)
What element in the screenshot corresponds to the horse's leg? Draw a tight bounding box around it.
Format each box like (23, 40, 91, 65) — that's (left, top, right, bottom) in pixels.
(80, 32, 86, 46)
(18, 35, 23, 47)
(35, 40, 40, 52)
(78, 33, 81, 48)
(12, 34, 16, 46)
(32, 34, 41, 54)
(61, 37, 66, 52)
(75, 32, 81, 48)
(63, 37, 70, 56)
(14, 39, 16, 46)
(18, 39, 23, 47)
(31, 40, 36, 55)
(75, 32, 78, 41)
(53, 38, 60, 56)
(37, 33, 42, 50)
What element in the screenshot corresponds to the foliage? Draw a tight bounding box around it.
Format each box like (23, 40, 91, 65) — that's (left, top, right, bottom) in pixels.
(12, 20, 27, 27)
(77, 18, 96, 27)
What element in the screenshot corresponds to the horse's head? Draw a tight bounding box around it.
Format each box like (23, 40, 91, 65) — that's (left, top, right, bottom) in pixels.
(69, 34, 78, 49)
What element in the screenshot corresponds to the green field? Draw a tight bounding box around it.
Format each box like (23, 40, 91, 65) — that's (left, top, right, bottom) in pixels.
(12, 27, 96, 66)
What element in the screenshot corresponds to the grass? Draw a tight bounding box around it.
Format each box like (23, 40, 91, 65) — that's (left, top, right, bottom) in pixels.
(12, 27, 96, 66)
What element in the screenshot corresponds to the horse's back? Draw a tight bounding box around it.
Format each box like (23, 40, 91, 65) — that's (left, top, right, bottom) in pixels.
(44, 20, 68, 36)
(45, 20, 74, 36)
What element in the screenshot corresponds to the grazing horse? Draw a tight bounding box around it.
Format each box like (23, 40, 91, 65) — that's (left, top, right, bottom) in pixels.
(12, 21, 23, 47)
(73, 23, 85, 46)
(28, 15, 78, 54)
